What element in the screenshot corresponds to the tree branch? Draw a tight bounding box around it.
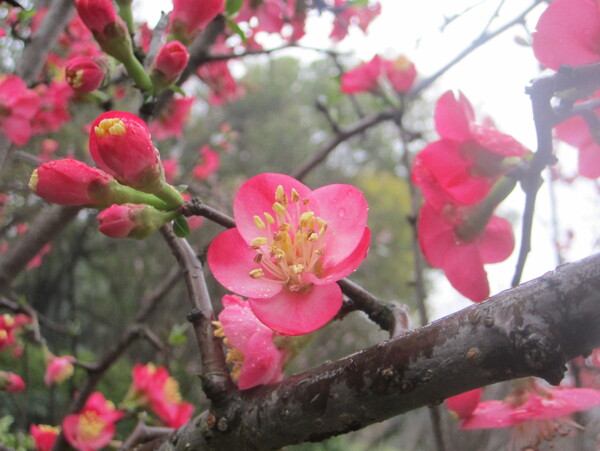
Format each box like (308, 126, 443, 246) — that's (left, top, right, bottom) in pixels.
(155, 252, 600, 450)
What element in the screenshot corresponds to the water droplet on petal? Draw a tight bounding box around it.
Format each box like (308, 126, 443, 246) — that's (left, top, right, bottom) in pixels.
(338, 208, 346, 218)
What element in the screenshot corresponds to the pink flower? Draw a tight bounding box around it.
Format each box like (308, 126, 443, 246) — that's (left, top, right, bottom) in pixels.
(30, 425, 60, 451)
(459, 382, 600, 450)
(197, 61, 244, 105)
(0, 75, 40, 146)
(63, 392, 123, 451)
(215, 295, 287, 389)
(207, 173, 370, 335)
(192, 146, 219, 180)
(418, 201, 514, 302)
(26, 243, 52, 270)
(341, 55, 417, 95)
(30, 159, 114, 206)
(151, 41, 189, 88)
(446, 388, 483, 420)
(555, 107, 600, 179)
(90, 111, 163, 191)
(162, 158, 179, 184)
(330, 0, 381, 41)
(341, 56, 383, 94)
(44, 354, 75, 386)
(126, 363, 193, 427)
(413, 91, 530, 209)
(0, 314, 31, 355)
(0, 371, 25, 392)
(97, 204, 176, 240)
(149, 96, 194, 140)
(30, 82, 72, 135)
(532, 0, 600, 70)
(170, 0, 225, 42)
(65, 56, 109, 93)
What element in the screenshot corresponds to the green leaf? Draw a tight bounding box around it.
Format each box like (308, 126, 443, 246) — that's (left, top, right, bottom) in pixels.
(17, 8, 36, 21)
(168, 323, 188, 346)
(226, 17, 247, 42)
(348, 0, 370, 6)
(168, 85, 186, 95)
(226, 0, 243, 16)
(173, 215, 190, 238)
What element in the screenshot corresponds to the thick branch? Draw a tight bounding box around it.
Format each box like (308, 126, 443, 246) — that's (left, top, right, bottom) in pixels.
(158, 252, 600, 450)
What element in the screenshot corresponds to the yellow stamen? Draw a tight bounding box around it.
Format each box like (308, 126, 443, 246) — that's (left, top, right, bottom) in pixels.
(252, 237, 268, 246)
(253, 215, 266, 229)
(95, 118, 126, 138)
(273, 202, 286, 216)
(264, 212, 275, 224)
(275, 185, 286, 203)
(249, 269, 264, 278)
(291, 189, 300, 202)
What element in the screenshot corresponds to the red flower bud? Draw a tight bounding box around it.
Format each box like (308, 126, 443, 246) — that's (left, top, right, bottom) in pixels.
(0, 371, 25, 392)
(97, 204, 177, 240)
(30, 159, 114, 206)
(151, 41, 189, 89)
(65, 56, 109, 93)
(74, 0, 121, 38)
(170, 0, 224, 42)
(89, 111, 163, 191)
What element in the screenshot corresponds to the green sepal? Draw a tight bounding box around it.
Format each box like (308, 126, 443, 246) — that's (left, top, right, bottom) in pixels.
(168, 323, 188, 346)
(226, 0, 244, 17)
(226, 17, 247, 43)
(173, 214, 190, 238)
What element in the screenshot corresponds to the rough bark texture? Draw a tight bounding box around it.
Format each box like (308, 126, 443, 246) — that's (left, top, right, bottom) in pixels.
(149, 253, 600, 451)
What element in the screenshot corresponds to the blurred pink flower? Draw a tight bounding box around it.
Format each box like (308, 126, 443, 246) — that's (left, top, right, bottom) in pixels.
(192, 145, 219, 180)
(0, 75, 40, 146)
(150, 96, 194, 140)
(44, 354, 75, 386)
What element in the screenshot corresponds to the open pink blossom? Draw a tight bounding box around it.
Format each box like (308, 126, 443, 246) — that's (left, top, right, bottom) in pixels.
(30, 425, 59, 451)
(170, 0, 224, 42)
(341, 56, 383, 94)
(532, 0, 600, 70)
(0, 75, 40, 146)
(208, 173, 370, 335)
(126, 363, 193, 427)
(192, 145, 219, 180)
(330, 0, 381, 42)
(216, 295, 287, 389)
(44, 354, 75, 386)
(555, 109, 600, 179)
(0, 313, 31, 355)
(459, 382, 600, 450)
(63, 392, 123, 451)
(413, 91, 530, 209)
(30, 82, 72, 136)
(418, 201, 514, 302)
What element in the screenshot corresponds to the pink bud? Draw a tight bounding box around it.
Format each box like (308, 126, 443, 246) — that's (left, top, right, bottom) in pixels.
(0, 371, 25, 392)
(30, 159, 114, 206)
(30, 425, 59, 451)
(151, 41, 189, 88)
(74, 0, 121, 38)
(89, 111, 164, 192)
(97, 204, 176, 240)
(65, 56, 109, 93)
(170, 0, 225, 42)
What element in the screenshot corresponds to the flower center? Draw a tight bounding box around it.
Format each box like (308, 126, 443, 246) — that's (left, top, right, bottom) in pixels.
(78, 411, 105, 442)
(213, 321, 244, 381)
(248, 185, 328, 292)
(163, 377, 183, 404)
(95, 118, 126, 138)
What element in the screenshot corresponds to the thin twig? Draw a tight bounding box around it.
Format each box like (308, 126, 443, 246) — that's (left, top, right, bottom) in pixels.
(160, 225, 235, 404)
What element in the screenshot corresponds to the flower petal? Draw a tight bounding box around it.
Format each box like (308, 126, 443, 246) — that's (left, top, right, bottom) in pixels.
(442, 243, 490, 302)
(478, 215, 515, 264)
(434, 90, 474, 142)
(249, 283, 342, 335)
(233, 173, 312, 244)
(208, 228, 283, 298)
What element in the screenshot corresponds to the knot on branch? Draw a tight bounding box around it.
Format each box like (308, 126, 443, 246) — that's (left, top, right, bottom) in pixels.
(510, 325, 566, 385)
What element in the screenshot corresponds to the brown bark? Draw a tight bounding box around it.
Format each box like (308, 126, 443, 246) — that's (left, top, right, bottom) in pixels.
(147, 252, 600, 450)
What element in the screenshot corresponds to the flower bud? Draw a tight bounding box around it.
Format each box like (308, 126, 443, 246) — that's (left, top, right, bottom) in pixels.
(169, 0, 225, 43)
(74, 0, 134, 63)
(65, 56, 110, 93)
(30, 159, 114, 206)
(90, 112, 163, 190)
(97, 204, 177, 239)
(151, 41, 189, 91)
(30, 159, 170, 210)
(0, 371, 25, 392)
(30, 425, 59, 451)
(44, 354, 75, 386)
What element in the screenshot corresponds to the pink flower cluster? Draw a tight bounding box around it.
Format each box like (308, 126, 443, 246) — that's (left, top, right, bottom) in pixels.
(413, 91, 530, 302)
(341, 55, 417, 95)
(30, 111, 184, 240)
(532, 0, 600, 178)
